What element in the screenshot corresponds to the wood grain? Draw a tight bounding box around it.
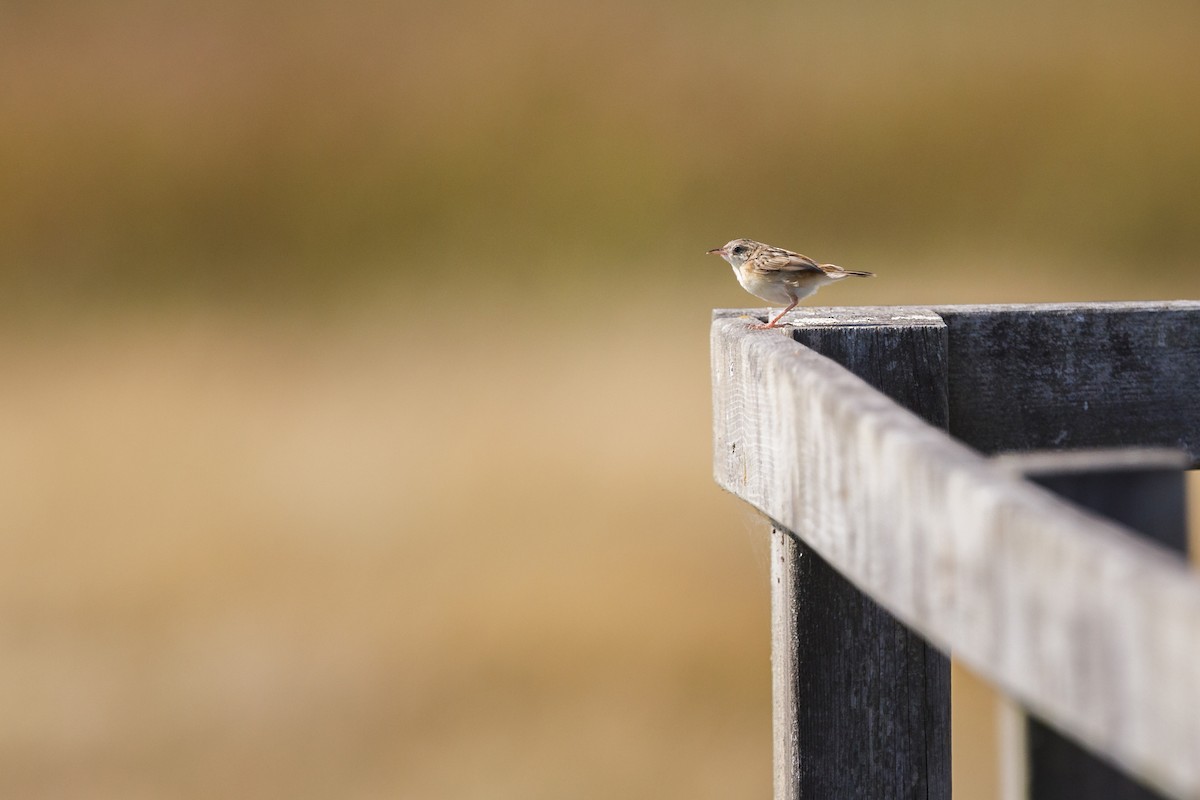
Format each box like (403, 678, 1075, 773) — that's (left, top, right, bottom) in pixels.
(936, 302, 1200, 463)
(712, 310, 1200, 799)
(764, 309, 951, 799)
(998, 450, 1187, 800)
(773, 529, 950, 799)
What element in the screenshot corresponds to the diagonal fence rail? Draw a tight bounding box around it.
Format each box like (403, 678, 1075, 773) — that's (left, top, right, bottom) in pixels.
(711, 302, 1200, 799)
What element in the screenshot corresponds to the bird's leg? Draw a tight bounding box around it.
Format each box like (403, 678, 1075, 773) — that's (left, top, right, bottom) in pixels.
(752, 299, 799, 330)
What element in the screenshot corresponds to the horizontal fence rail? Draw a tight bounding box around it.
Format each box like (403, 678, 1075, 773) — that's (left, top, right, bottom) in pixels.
(711, 302, 1200, 799)
(998, 448, 1188, 800)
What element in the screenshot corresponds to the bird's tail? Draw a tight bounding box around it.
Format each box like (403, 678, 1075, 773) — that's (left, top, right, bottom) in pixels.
(822, 264, 875, 278)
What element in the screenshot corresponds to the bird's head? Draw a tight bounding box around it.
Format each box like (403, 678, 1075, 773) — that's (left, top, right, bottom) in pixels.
(706, 238, 760, 267)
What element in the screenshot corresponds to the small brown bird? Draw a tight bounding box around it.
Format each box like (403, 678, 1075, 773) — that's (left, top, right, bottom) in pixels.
(707, 238, 874, 329)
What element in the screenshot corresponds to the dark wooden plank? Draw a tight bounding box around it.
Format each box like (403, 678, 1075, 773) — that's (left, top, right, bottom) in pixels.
(787, 312, 948, 424)
(776, 530, 950, 799)
(788, 311, 951, 800)
(1026, 723, 1170, 800)
(935, 302, 1200, 463)
(998, 450, 1188, 800)
(750, 309, 952, 800)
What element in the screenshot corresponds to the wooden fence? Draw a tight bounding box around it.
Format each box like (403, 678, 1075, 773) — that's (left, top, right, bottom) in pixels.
(710, 302, 1200, 800)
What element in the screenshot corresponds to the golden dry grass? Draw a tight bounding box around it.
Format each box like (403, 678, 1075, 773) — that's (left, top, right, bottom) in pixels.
(0, 298, 773, 798)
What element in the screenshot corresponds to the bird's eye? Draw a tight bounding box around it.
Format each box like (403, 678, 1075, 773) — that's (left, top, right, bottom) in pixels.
(731, 244, 749, 256)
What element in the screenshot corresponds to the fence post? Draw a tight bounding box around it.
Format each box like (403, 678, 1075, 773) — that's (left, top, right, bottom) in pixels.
(995, 450, 1189, 800)
(763, 310, 952, 800)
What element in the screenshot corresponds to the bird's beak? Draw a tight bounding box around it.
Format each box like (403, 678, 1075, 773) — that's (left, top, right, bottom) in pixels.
(706, 247, 724, 256)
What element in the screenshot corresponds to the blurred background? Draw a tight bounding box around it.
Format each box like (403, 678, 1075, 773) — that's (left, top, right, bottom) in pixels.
(3, 1, 1199, 797)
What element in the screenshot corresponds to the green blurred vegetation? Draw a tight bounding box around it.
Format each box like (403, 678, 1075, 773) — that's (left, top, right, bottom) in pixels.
(4, 0, 1200, 308)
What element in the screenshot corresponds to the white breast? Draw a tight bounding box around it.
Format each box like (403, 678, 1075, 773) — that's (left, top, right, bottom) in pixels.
(734, 265, 820, 305)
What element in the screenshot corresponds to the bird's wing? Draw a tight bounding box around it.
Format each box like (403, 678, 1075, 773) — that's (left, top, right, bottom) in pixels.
(752, 249, 825, 275)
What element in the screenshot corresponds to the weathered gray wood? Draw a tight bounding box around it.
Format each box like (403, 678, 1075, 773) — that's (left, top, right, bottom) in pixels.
(770, 527, 800, 800)
(996, 450, 1188, 800)
(786, 309, 949, 424)
(753, 309, 951, 799)
(719, 301, 1200, 463)
(712, 312, 1200, 799)
(992, 448, 1189, 554)
(935, 302, 1200, 463)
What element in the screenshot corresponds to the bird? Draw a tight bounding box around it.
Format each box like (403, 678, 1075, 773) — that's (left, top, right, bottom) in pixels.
(707, 238, 874, 329)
